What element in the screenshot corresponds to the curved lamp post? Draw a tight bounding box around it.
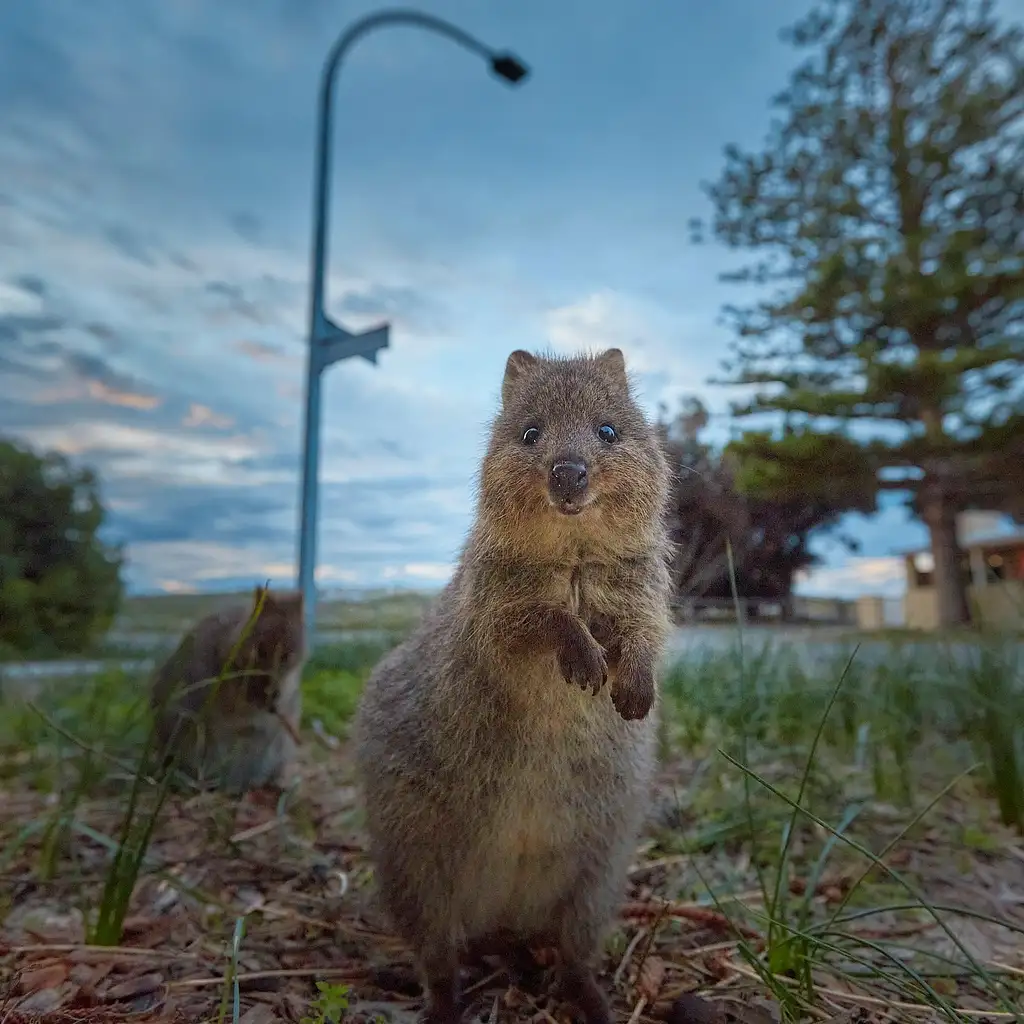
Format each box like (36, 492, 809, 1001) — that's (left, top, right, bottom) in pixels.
(296, 8, 530, 644)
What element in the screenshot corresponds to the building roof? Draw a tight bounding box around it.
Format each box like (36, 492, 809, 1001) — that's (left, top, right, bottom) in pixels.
(895, 531, 1024, 558)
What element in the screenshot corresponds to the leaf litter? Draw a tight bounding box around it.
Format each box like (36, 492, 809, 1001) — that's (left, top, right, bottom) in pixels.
(2, 745, 1023, 1024)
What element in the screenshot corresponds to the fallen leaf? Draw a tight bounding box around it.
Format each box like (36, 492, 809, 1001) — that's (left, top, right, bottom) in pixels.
(104, 971, 165, 1001)
(636, 955, 665, 1003)
(70, 961, 116, 987)
(15, 987, 67, 1015)
(18, 960, 69, 993)
(666, 993, 724, 1024)
(239, 1006, 281, 1024)
(735, 1000, 781, 1024)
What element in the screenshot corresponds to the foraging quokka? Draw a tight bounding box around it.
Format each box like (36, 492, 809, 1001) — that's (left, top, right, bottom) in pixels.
(148, 586, 306, 793)
(354, 347, 673, 1024)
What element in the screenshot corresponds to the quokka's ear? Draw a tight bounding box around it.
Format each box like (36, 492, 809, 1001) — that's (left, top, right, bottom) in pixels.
(595, 347, 627, 382)
(502, 349, 538, 406)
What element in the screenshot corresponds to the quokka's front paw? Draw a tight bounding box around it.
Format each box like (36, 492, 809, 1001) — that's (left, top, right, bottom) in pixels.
(558, 629, 608, 695)
(611, 658, 656, 721)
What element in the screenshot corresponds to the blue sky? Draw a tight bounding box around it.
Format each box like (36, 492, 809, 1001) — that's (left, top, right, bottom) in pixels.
(1, 0, 1019, 600)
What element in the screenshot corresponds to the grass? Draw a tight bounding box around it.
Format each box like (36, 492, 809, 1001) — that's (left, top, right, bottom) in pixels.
(1, 619, 1022, 1022)
(0, 590, 432, 663)
(110, 589, 434, 636)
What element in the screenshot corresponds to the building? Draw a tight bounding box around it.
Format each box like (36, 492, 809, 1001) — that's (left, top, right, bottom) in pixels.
(901, 532, 1024, 631)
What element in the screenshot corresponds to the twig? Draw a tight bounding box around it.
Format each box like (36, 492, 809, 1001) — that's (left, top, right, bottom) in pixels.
(273, 710, 303, 746)
(613, 928, 648, 986)
(463, 969, 507, 997)
(229, 818, 284, 844)
(168, 966, 367, 989)
(10, 943, 198, 960)
(990, 961, 1024, 977)
(625, 997, 647, 1024)
(621, 900, 761, 941)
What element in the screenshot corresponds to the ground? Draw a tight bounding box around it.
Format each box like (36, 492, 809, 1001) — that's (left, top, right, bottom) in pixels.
(1, 595, 1023, 1023)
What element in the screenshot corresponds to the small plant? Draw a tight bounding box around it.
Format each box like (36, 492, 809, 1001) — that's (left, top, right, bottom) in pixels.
(300, 981, 352, 1024)
(217, 915, 248, 1024)
(959, 640, 1024, 833)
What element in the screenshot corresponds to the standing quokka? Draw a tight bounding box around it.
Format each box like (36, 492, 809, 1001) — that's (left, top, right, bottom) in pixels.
(149, 586, 306, 793)
(354, 348, 673, 1024)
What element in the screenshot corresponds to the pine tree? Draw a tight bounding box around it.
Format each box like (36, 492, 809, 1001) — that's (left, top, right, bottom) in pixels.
(700, 0, 1023, 626)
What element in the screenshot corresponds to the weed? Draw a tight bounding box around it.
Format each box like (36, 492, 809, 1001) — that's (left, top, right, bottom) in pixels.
(300, 981, 351, 1024)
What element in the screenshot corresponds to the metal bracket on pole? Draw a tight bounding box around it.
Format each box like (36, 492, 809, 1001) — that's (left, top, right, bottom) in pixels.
(312, 314, 391, 372)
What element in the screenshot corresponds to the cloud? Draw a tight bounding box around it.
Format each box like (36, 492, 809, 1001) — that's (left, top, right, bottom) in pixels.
(234, 339, 288, 363)
(0, 289, 166, 410)
(107, 466, 471, 592)
(0, 312, 65, 349)
(102, 224, 158, 267)
(204, 280, 273, 325)
(127, 541, 293, 592)
(382, 562, 454, 582)
(542, 290, 722, 417)
(228, 212, 262, 245)
(63, 351, 163, 410)
(183, 403, 235, 429)
(337, 282, 448, 334)
(84, 380, 161, 410)
(795, 557, 907, 600)
(0, 279, 46, 316)
(546, 292, 651, 363)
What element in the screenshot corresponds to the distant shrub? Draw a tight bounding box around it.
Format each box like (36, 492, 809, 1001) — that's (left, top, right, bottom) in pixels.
(0, 437, 124, 656)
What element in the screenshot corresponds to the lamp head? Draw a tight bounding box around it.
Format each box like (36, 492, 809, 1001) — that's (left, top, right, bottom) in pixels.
(490, 52, 529, 85)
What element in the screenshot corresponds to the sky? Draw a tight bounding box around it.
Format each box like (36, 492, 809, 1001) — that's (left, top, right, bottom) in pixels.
(0, 0, 1020, 601)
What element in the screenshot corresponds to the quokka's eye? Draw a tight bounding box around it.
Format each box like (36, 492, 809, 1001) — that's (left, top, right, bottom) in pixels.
(597, 424, 618, 443)
(522, 427, 541, 445)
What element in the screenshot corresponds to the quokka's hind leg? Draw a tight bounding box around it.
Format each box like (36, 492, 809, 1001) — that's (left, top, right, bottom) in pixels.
(419, 945, 463, 1024)
(464, 931, 548, 992)
(556, 959, 611, 1024)
(551, 875, 618, 1024)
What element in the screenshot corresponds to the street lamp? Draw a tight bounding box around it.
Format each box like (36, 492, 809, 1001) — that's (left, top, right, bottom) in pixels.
(296, 8, 530, 644)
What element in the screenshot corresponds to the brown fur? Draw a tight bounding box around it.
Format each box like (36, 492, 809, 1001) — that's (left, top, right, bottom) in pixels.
(354, 348, 673, 1024)
(148, 586, 306, 793)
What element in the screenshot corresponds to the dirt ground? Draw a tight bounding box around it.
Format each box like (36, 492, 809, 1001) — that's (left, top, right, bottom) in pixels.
(2, 744, 1023, 1024)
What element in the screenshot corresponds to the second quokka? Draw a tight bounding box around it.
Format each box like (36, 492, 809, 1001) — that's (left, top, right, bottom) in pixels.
(149, 586, 306, 793)
(354, 347, 673, 1024)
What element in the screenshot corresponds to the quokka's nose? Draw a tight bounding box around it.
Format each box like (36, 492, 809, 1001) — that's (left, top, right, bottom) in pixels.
(549, 460, 589, 502)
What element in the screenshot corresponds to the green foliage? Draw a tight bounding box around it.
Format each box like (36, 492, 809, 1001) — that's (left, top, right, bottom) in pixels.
(300, 981, 351, 1024)
(726, 430, 877, 509)
(302, 669, 367, 739)
(661, 637, 1024, 834)
(302, 636, 398, 737)
(698, 0, 1024, 626)
(658, 628, 1024, 1017)
(304, 635, 400, 677)
(0, 436, 124, 655)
